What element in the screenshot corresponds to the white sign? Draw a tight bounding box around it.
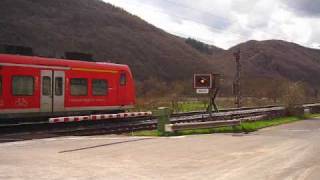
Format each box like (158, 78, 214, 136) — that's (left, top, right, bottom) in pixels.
(196, 88, 209, 94)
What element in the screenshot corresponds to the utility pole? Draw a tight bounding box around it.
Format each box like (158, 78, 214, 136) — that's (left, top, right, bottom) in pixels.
(233, 49, 241, 108)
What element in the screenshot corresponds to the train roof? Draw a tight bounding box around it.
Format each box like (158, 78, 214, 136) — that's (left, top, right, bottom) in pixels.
(0, 53, 129, 71)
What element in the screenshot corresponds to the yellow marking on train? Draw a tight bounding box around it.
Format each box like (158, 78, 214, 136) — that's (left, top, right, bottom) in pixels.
(72, 68, 118, 74)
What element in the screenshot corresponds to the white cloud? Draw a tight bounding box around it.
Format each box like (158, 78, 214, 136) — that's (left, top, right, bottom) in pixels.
(103, 0, 320, 49)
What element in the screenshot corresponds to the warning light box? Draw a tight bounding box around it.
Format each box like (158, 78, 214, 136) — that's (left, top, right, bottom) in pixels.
(194, 74, 213, 89)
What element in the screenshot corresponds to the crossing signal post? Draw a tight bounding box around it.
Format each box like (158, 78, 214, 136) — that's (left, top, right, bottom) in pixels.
(233, 49, 241, 108)
(194, 74, 220, 116)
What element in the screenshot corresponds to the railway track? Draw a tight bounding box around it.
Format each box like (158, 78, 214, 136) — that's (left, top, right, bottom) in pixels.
(1, 103, 320, 142)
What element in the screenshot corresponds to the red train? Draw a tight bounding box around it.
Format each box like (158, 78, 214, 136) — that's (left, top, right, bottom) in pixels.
(0, 53, 136, 120)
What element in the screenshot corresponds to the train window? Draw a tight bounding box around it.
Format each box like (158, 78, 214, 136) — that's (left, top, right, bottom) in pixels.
(92, 79, 108, 96)
(70, 78, 87, 96)
(12, 76, 34, 96)
(0, 76, 2, 96)
(120, 73, 126, 86)
(42, 76, 51, 96)
(55, 77, 63, 96)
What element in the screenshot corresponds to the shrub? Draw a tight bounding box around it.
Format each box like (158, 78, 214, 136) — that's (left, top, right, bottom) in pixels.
(281, 82, 306, 117)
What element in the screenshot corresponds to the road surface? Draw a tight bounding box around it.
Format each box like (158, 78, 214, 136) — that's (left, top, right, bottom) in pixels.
(0, 119, 320, 180)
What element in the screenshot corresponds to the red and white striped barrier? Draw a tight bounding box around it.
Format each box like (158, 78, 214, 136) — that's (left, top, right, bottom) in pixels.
(119, 111, 152, 118)
(90, 113, 121, 120)
(49, 115, 90, 123)
(49, 111, 152, 123)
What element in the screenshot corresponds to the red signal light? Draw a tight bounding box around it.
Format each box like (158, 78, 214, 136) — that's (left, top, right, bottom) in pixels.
(194, 74, 212, 89)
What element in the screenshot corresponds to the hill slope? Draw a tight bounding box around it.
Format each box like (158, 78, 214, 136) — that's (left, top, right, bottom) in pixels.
(1, 0, 319, 92)
(0, 0, 216, 81)
(209, 40, 320, 87)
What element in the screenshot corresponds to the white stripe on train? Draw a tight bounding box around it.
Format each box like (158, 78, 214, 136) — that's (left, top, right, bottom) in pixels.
(49, 111, 152, 123)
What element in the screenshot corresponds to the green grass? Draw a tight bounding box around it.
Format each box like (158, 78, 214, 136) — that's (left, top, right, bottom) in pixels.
(133, 97, 276, 113)
(175, 101, 207, 112)
(131, 116, 303, 137)
(304, 113, 320, 119)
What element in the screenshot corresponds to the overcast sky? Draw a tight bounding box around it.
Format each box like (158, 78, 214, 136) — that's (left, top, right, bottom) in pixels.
(103, 0, 320, 49)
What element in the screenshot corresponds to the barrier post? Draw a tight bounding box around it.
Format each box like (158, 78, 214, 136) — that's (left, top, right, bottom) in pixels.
(153, 107, 171, 135)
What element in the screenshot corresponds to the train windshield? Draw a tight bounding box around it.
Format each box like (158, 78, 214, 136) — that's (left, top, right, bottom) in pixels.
(120, 73, 126, 86)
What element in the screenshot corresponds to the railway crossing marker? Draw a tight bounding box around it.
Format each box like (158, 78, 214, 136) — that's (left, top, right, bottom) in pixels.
(194, 74, 220, 115)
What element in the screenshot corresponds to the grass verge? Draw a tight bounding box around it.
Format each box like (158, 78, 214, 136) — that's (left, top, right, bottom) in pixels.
(304, 113, 320, 119)
(131, 116, 304, 137)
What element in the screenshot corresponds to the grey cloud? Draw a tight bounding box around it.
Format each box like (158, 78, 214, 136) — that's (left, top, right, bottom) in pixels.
(308, 26, 320, 47)
(231, 0, 258, 14)
(109, 0, 320, 49)
(283, 0, 320, 17)
(138, 0, 232, 31)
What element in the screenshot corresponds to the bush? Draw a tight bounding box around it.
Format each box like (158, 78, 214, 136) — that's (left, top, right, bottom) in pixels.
(282, 82, 306, 106)
(281, 82, 306, 117)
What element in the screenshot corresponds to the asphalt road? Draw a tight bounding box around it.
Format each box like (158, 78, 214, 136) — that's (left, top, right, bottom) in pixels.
(0, 119, 320, 180)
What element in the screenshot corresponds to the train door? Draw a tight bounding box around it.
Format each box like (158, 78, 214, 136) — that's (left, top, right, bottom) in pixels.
(118, 71, 127, 105)
(40, 70, 65, 112)
(53, 71, 65, 112)
(40, 70, 53, 112)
